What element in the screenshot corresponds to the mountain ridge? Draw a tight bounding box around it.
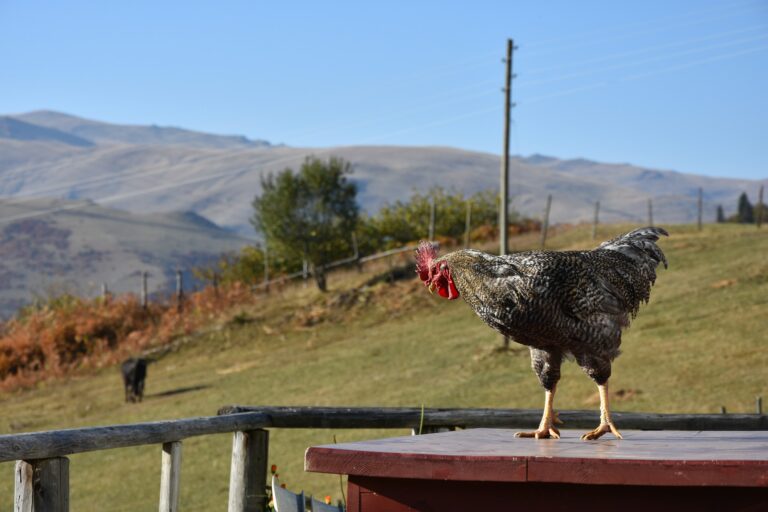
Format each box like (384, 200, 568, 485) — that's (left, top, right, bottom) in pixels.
(0, 197, 248, 319)
(0, 111, 765, 239)
(10, 110, 272, 149)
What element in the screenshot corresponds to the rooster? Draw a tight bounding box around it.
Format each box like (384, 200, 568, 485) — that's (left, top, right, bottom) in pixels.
(416, 227, 668, 440)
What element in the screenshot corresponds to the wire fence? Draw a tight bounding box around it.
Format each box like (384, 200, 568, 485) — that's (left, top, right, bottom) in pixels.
(81, 182, 765, 310)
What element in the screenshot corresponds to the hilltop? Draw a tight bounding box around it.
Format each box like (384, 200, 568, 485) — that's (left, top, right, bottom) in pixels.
(0, 224, 765, 510)
(0, 197, 248, 318)
(1, 111, 765, 237)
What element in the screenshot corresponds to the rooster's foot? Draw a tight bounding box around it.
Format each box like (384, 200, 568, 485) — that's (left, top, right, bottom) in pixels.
(580, 421, 623, 441)
(553, 411, 564, 425)
(515, 426, 560, 439)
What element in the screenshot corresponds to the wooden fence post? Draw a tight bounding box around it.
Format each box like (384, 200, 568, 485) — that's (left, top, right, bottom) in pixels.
(351, 233, 362, 272)
(228, 429, 269, 512)
(101, 282, 109, 301)
(159, 441, 182, 512)
(592, 201, 600, 241)
(464, 200, 472, 248)
(428, 196, 435, 241)
(142, 271, 149, 309)
(648, 198, 654, 227)
(263, 242, 270, 293)
(15, 457, 69, 512)
(540, 194, 552, 249)
(176, 270, 184, 313)
(697, 187, 703, 231)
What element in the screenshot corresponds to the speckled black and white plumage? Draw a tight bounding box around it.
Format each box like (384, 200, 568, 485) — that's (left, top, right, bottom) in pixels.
(417, 227, 668, 391)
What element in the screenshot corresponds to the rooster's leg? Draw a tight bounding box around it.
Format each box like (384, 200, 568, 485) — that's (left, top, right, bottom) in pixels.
(515, 384, 560, 439)
(581, 381, 623, 441)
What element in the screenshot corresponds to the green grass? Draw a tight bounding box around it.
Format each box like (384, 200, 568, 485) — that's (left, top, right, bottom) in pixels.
(1, 223, 766, 510)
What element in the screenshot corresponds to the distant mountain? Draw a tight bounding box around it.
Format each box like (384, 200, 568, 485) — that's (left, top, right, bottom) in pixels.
(0, 109, 764, 316)
(0, 111, 765, 239)
(0, 116, 94, 147)
(0, 198, 248, 319)
(12, 110, 271, 149)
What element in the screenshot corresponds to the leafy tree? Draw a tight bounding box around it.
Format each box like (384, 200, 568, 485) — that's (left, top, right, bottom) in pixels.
(369, 187, 500, 248)
(251, 156, 358, 291)
(716, 204, 725, 223)
(736, 192, 754, 223)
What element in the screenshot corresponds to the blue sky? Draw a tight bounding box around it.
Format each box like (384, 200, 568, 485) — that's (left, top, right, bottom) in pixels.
(1, 0, 766, 179)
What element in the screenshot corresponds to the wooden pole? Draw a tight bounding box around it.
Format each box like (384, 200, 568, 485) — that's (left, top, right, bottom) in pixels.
(758, 396, 763, 415)
(540, 194, 552, 249)
(159, 441, 182, 512)
(14, 460, 32, 512)
(758, 185, 764, 229)
(648, 198, 654, 227)
(464, 200, 472, 248)
(15, 457, 69, 512)
(499, 38, 515, 257)
(263, 241, 270, 293)
(697, 187, 703, 231)
(141, 271, 149, 309)
(352, 232, 362, 272)
(101, 282, 108, 300)
(428, 196, 435, 241)
(302, 259, 308, 289)
(591, 201, 600, 241)
(228, 430, 269, 512)
(176, 270, 183, 312)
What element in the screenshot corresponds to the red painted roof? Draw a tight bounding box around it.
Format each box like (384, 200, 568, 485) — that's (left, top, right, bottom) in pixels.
(305, 429, 768, 487)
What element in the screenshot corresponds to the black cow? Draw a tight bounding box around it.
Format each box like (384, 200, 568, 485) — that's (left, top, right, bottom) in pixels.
(121, 357, 148, 403)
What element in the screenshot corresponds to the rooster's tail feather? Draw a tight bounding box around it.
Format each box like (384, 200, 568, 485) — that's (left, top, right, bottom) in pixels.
(598, 226, 669, 270)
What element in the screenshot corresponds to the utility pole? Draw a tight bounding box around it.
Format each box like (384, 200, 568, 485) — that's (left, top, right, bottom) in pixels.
(500, 38, 516, 351)
(500, 38, 516, 257)
(592, 201, 600, 241)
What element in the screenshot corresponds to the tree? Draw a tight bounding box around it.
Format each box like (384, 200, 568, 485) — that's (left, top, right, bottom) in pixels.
(369, 187, 500, 248)
(736, 192, 754, 223)
(716, 204, 725, 223)
(251, 156, 358, 291)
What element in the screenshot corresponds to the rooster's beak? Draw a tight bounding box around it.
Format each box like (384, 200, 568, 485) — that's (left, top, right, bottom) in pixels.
(428, 282, 436, 294)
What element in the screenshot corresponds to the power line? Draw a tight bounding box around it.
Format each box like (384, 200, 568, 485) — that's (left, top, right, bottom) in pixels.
(517, 32, 768, 89)
(1, 32, 766, 224)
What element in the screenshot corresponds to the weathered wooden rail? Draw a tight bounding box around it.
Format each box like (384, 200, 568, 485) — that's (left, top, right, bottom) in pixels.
(2, 406, 766, 511)
(217, 405, 768, 430)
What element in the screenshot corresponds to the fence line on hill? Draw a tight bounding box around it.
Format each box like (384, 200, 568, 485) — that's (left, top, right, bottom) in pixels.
(90, 184, 765, 309)
(1, 405, 767, 511)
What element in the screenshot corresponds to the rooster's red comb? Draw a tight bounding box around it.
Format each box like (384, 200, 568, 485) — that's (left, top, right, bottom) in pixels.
(415, 241, 438, 282)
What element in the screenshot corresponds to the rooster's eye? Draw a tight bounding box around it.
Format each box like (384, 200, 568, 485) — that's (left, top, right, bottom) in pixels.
(440, 263, 447, 271)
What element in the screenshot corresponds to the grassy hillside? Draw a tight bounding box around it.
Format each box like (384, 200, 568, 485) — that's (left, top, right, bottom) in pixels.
(0, 197, 248, 318)
(0, 224, 766, 510)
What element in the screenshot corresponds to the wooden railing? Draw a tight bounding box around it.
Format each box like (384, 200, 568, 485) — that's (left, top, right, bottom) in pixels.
(2, 406, 766, 511)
